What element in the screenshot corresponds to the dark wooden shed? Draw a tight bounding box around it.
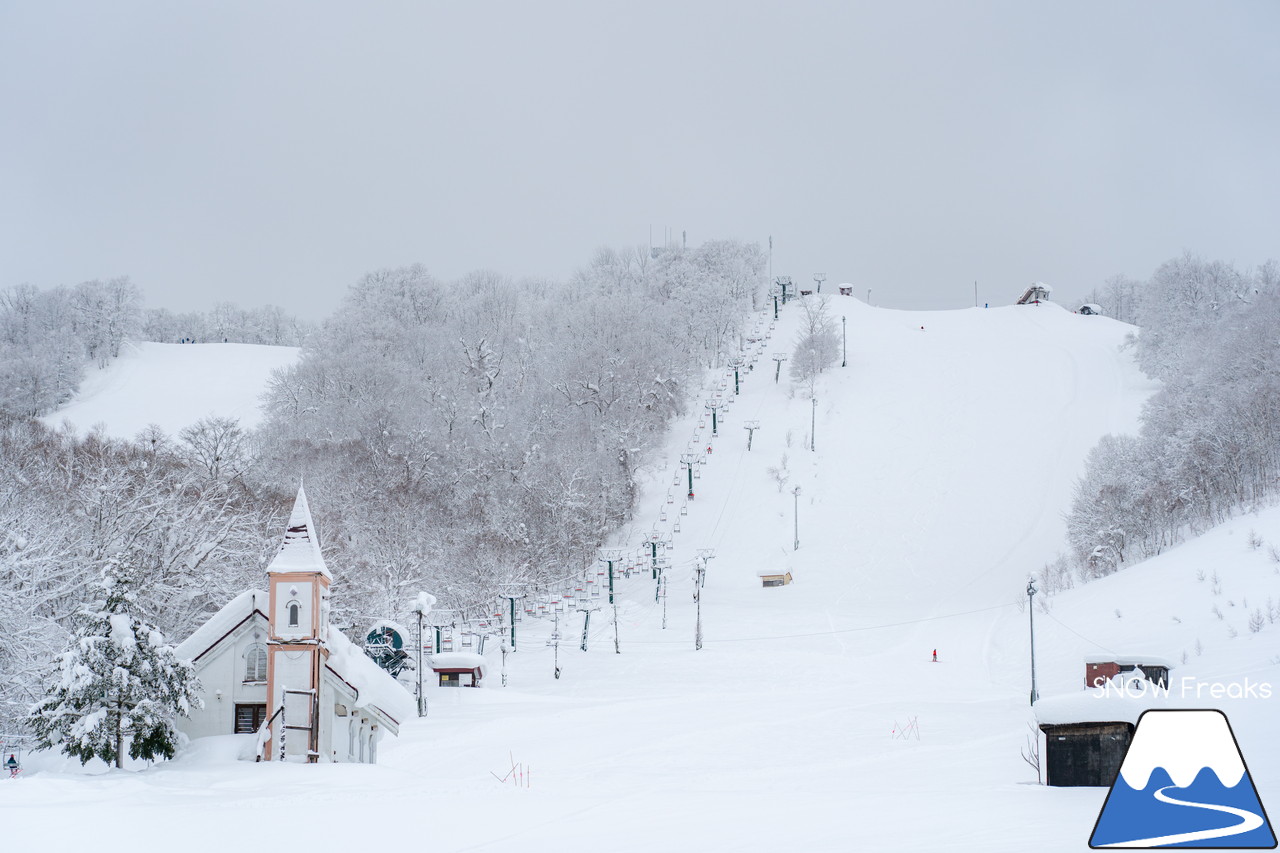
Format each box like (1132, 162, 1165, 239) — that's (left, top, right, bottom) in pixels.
(1039, 721, 1134, 787)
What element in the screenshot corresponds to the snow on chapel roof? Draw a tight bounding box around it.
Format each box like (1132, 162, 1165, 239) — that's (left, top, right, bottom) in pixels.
(267, 485, 331, 578)
(174, 589, 269, 663)
(325, 628, 415, 725)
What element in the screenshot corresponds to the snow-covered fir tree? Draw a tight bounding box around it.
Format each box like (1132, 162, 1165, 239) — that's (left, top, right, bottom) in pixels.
(29, 555, 202, 768)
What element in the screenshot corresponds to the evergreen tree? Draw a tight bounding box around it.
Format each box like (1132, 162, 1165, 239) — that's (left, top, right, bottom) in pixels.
(29, 556, 202, 768)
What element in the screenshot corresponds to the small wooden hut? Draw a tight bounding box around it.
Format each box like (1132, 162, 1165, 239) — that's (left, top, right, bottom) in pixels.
(430, 652, 486, 687)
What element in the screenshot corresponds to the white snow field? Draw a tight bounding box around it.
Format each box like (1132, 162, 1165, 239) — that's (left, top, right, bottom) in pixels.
(9, 300, 1280, 852)
(41, 340, 300, 439)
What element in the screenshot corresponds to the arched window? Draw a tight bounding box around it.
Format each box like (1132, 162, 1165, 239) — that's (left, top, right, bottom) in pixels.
(287, 601, 301, 627)
(243, 644, 268, 683)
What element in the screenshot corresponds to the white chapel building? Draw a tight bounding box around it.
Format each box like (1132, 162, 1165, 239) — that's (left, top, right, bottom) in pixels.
(176, 487, 413, 763)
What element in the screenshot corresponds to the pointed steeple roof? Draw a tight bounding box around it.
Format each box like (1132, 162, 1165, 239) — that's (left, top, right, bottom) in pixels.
(267, 485, 331, 578)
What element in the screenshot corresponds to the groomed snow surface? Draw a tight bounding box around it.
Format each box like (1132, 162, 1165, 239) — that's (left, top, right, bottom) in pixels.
(9, 301, 1279, 852)
(42, 340, 300, 439)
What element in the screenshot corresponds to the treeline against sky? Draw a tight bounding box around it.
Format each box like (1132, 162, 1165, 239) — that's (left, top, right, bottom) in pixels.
(0, 240, 766, 733)
(1057, 254, 1280, 589)
(0, 279, 309, 419)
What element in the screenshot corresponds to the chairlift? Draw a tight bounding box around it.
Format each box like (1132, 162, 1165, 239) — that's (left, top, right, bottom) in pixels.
(680, 504, 688, 516)
(660, 509, 668, 522)
(461, 633, 474, 649)
(673, 521, 682, 533)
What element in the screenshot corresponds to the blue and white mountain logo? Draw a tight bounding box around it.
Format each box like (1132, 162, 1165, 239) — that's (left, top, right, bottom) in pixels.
(1090, 709, 1276, 848)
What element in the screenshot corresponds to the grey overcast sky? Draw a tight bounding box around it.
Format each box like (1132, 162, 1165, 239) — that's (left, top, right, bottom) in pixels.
(2, 1, 1278, 318)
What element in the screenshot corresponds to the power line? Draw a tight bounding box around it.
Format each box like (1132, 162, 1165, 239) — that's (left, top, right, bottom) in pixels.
(1043, 611, 1116, 654)
(624, 602, 1016, 645)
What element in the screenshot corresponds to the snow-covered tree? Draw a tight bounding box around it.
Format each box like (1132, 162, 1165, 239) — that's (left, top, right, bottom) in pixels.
(789, 295, 840, 396)
(28, 556, 202, 768)
(1066, 254, 1280, 584)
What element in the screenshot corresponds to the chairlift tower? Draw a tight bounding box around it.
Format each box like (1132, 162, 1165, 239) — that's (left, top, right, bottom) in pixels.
(704, 398, 721, 435)
(813, 272, 826, 293)
(743, 420, 760, 451)
(696, 548, 716, 648)
(680, 453, 699, 499)
(548, 609, 562, 679)
(776, 276, 792, 305)
(772, 353, 787, 384)
(598, 548, 624, 654)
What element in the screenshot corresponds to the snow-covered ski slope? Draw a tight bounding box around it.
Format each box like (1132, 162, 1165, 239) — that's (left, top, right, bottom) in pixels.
(11, 298, 1280, 853)
(42, 340, 300, 438)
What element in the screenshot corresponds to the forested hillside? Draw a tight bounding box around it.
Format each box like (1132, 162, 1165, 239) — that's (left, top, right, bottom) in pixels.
(1066, 255, 1280, 581)
(0, 240, 765, 733)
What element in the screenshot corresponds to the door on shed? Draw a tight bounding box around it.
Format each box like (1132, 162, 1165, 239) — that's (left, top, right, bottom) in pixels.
(1046, 728, 1132, 787)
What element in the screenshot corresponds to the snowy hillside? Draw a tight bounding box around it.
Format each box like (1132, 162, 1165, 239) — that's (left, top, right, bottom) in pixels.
(41, 340, 300, 438)
(10, 298, 1279, 852)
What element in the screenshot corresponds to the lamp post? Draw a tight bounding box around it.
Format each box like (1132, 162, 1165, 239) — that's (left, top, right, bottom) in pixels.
(1027, 577, 1039, 705)
(792, 485, 802, 551)
(416, 608, 425, 716)
(811, 397, 817, 452)
(842, 316, 847, 368)
(412, 592, 437, 718)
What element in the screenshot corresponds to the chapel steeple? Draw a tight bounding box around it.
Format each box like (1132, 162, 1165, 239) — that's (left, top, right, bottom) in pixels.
(265, 484, 332, 762)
